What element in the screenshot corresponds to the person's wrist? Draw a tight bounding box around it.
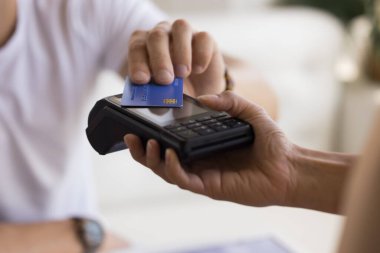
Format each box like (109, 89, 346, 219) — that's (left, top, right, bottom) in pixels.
(285, 146, 352, 213)
(281, 145, 305, 208)
(286, 145, 330, 211)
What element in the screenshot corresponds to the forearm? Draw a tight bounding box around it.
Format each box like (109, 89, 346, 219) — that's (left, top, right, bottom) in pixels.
(338, 122, 380, 253)
(0, 220, 81, 253)
(338, 163, 380, 253)
(288, 146, 357, 214)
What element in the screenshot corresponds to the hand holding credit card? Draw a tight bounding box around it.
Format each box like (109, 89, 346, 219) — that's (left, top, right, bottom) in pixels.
(121, 78, 184, 108)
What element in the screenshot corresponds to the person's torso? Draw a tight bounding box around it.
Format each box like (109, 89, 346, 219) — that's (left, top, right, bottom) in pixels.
(0, 0, 164, 222)
(0, 0, 105, 222)
(0, 0, 165, 222)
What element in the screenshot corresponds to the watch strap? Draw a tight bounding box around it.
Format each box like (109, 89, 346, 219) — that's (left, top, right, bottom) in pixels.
(72, 217, 104, 253)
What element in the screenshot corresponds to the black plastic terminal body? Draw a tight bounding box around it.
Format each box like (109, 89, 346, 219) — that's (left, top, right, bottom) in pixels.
(86, 94, 254, 163)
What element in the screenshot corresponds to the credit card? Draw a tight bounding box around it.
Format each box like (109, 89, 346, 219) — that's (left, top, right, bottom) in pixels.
(121, 78, 183, 108)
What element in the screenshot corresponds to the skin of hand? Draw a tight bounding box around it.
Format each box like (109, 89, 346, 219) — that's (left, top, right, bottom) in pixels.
(124, 91, 298, 207)
(121, 19, 226, 97)
(0, 0, 17, 47)
(125, 91, 355, 212)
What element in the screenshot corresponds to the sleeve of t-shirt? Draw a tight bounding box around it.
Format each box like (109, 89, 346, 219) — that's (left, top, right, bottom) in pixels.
(83, 0, 168, 73)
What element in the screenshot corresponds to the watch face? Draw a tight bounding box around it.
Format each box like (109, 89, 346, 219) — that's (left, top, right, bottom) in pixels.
(83, 220, 104, 249)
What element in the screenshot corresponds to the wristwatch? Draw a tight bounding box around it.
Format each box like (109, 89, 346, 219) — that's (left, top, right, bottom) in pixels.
(72, 217, 105, 253)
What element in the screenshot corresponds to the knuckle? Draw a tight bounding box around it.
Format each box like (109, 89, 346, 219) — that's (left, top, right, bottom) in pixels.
(255, 105, 266, 114)
(177, 183, 187, 191)
(224, 90, 235, 99)
(194, 51, 210, 62)
(128, 40, 146, 52)
(131, 29, 146, 38)
(153, 63, 170, 71)
(148, 29, 167, 42)
(131, 152, 143, 164)
(232, 95, 242, 110)
(164, 178, 174, 185)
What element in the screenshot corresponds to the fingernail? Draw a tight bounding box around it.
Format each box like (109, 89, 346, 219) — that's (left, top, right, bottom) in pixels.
(132, 71, 149, 83)
(156, 70, 174, 84)
(124, 135, 131, 146)
(165, 149, 171, 161)
(175, 65, 189, 77)
(147, 140, 153, 151)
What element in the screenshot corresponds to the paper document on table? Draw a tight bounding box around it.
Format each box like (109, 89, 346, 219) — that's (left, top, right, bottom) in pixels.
(110, 237, 295, 253)
(165, 237, 294, 253)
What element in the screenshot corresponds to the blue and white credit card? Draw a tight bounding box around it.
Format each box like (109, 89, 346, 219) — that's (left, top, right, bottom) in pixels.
(121, 78, 184, 108)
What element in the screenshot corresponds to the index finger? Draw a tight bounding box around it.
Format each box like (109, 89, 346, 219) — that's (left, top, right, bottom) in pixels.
(127, 30, 151, 84)
(147, 21, 174, 84)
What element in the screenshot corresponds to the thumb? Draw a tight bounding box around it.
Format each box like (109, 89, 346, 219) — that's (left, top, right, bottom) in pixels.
(197, 91, 268, 123)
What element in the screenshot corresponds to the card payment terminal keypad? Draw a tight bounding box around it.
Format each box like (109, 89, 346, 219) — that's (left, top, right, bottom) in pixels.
(164, 113, 247, 139)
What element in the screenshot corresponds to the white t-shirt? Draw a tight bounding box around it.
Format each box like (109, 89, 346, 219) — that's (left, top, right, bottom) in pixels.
(0, 0, 165, 222)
